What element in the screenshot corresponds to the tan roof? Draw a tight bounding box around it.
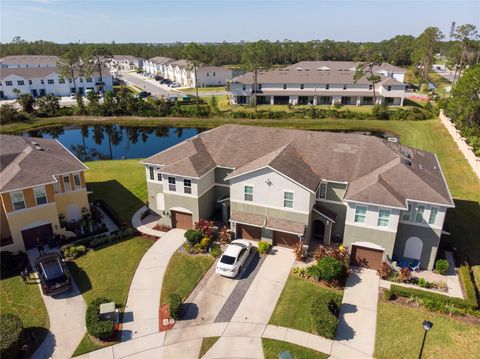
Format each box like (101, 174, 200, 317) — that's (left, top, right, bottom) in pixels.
(170, 59, 189, 69)
(0, 135, 87, 193)
(0, 66, 109, 80)
(1, 55, 59, 65)
(289, 61, 405, 74)
(148, 57, 175, 65)
(230, 211, 265, 227)
(265, 217, 305, 235)
(112, 55, 142, 61)
(143, 125, 453, 208)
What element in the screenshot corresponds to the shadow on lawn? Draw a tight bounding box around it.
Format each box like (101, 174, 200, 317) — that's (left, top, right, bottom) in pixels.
(20, 327, 50, 359)
(66, 261, 92, 296)
(87, 179, 145, 225)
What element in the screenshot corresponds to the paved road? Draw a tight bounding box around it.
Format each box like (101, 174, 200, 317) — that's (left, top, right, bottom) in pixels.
(432, 66, 455, 83)
(119, 72, 181, 98)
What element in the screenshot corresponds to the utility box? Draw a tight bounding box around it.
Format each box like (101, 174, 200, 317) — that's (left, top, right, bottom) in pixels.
(99, 302, 116, 321)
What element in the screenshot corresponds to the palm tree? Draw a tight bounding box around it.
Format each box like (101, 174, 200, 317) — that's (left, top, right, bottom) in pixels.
(183, 43, 207, 111)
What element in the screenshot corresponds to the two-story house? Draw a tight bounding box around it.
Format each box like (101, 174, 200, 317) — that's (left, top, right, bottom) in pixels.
(142, 125, 453, 271)
(0, 135, 89, 252)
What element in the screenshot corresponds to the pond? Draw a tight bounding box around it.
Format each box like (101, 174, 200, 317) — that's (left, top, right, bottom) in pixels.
(22, 125, 398, 161)
(24, 125, 207, 161)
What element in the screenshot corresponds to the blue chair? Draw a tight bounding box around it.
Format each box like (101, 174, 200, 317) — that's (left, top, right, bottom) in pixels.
(400, 259, 409, 268)
(409, 260, 420, 272)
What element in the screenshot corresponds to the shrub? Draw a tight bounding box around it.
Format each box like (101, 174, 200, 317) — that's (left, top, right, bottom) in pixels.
(317, 257, 344, 283)
(168, 293, 182, 320)
(383, 289, 395, 301)
(398, 267, 412, 283)
(435, 259, 449, 275)
(418, 277, 431, 288)
(306, 265, 322, 281)
(293, 267, 308, 278)
(64, 245, 87, 259)
(210, 244, 221, 258)
(184, 229, 203, 247)
(293, 242, 305, 261)
(310, 293, 342, 338)
(258, 241, 272, 254)
(372, 104, 390, 120)
(0, 313, 23, 359)
(194, 219, 215, 238)
(377, 261, 394, 280)
(459, 266, 478, 308)
(86, 297, 114, 340)
(218, 226, 231, 244)
(199, 237, 212, 252)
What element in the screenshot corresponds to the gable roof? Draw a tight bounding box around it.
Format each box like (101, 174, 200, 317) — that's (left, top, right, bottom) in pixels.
(288, 61, 405, 74)
(0, 55, 59, 66)
(143, 125, 453, 208)
(148, 56, 175, 65)
(0, 135, 87, 193)
(0, 66, 109, 80)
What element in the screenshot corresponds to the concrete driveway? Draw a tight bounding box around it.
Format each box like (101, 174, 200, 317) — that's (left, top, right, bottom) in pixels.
(119, 72, 180, 98)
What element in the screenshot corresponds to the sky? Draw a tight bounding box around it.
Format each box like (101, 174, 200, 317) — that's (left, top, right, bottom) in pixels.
(1, 0, 479, 43)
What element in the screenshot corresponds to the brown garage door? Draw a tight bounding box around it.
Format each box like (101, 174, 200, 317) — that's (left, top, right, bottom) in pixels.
(21, 223, 53, 250)
(171, 211, 193, 230)
(236, 224, 261, 241)
(350, 245, 383, 270)
(273, 231, 299, 248)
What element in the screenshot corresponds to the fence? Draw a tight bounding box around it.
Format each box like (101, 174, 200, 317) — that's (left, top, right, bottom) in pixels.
(439, 110, 480, 179)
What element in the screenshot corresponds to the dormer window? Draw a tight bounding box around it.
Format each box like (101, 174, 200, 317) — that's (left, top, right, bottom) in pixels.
(387, 86, 392, 91)
(325, 84, 329, 90)
(283, 84, 287, 90)
(343, 84, 347, 90)
(369, 85, 373, 90)
(300, 84, 304, 90)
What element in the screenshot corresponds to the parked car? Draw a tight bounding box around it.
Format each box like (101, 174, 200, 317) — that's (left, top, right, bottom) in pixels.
(35, 252, 72, 295)
(215, 239, 252, 278)
(154, 75, 163, 81)
(161, 79, 172, 85)
(135, 91, 151, 99)
(169, 82, 181, 88)
(70, 93, 76, 99)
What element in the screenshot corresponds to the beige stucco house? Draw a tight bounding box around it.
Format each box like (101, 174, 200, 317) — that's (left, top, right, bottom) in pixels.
(1, 135, 89, 253)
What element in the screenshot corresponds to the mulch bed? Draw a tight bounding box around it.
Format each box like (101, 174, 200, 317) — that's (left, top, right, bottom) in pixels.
(141, 233, 160, 241)
(159, 303, 175, 332)
(152, 224, 171, 232)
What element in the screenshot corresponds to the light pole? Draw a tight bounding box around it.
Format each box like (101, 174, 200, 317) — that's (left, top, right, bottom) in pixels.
(418, 320, 433, 359)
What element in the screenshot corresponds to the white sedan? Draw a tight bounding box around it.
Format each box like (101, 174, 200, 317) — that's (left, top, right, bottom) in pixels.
(215, 239, 252, 278)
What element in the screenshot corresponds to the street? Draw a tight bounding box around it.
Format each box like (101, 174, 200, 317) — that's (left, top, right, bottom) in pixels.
(119, 71, 181, 99)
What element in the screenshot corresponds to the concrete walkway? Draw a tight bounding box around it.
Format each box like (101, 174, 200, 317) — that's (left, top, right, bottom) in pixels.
(230, 246, 295, 324)
(132, 206, 166, 238)
(121, 229, 185, 341)
(331, 268, 379, 359)
(27, 250, 87, 359)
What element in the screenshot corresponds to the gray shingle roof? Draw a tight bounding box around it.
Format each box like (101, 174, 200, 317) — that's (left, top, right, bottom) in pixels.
(0, 55, 59, 65)
(0, 135, 87, 193)
(143, 125, 453, 208)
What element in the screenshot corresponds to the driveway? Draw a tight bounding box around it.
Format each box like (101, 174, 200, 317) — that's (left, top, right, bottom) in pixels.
(121, 229, 185, 341)
(119, 72, 180, 98)
(27, 250, 86, 359)
(230, 246, 295, 324)
(331, 268, 379, 359)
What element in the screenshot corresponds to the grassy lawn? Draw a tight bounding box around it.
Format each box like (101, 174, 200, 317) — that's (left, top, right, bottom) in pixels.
(180, 86, 225, 92)
(0, 276, 50, 358)
(84, 159, 147, 225)
(262, 338, 329, 359)
(269, 275, 343, 334)
(472, 265, 480, 288)
(69, 236, 153, 356)
(160, 251, 214, 305)
(198, 337, 220, 358)
(375, 300, 480, 359)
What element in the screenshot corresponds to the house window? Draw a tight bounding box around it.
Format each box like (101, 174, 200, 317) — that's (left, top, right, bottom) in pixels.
(63, 176, 71, 191)
(149, 166, 154, 180)
(79, 78, 83, 83)
(402, 204, 412, 221)
(385, 97, 394, 104)
(325, 84, 329, 90)
(213, 72, 216, 76)
(377, 209, 390, 227)
(244, 186, 253, 201)
(369, 84, 373, 90)
(184, 179, 192, 194)
(47, 79, 54, 84)
(242, 85, 246, 91)
(34, 186, 47, 205)
(73, 173, 81, 187)
(87, 78, 93, 83)
(11, 191, 26, 210)
(387, 86, 392, 91)
(354, 206, 367, 224)
(29, 80, 33, 85)
(415, 205, 425, 223)
(428, 207, 438, 225)
(206, 73, 209, 77)
(318, 182, 327, 199)
(157, 173, 161, 181)
(17, 80, 24, 86)
(283, 84, 287, 90)
(258, 84, 262, 90)
(5, 81, 13, 86)
(343, 84, 347, 90)
(59, 78, 65, 84)
(40, 79, 44, 84)
(300, 84, 304, 90)
(283, 192, 294, 208)
(168, 177, 176, 191)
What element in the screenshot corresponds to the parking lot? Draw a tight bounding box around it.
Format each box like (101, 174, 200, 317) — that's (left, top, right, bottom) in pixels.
(119, 71, 183, 99)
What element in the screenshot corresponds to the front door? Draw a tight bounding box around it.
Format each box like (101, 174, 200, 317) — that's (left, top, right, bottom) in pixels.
(31, 89, 38, 97)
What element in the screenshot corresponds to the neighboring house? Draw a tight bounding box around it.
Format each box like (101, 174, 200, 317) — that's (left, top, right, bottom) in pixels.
(142, 125, 453, 270)
(143, 57, 175, 77)
(230, 61, 406, 106)
(0, 66, 113, 99)
(0, 55, 59, 69)
(0, 135, 89, 253)
(108, 55, 144, 75)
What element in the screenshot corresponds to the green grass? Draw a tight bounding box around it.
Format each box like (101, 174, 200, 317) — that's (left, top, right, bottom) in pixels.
(160, 251, 214, 305)
(180, 86, 225, 92)
(269, 275, 343, 334)
(84, 159, 147, 225)
(458, 266, 478, 308)
(69, 237, 153, 356)
(473, 265, 480, 289)
(262, 338, 329, 359)
(0, 275, 50, 358)
(375, 300, 480, 359)
(198, 336, 220, 358)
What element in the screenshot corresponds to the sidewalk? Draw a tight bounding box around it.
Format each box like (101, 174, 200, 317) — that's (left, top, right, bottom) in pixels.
(132, 206, 165, 238)
(331, 268, 379, 359)
(120, 229, 185, 341)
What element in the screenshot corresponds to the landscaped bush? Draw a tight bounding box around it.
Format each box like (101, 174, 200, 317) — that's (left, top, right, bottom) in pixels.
(94, 199, 124, 229)
(377, 261, 394, 280)
(459, 265, 478, 308)
(194, 219, 216, 239)
(435, 259, 449, 275)
(86, 297, 114, 340)
(293, 267, 308, 278)
(184, 229, 204, 247)
(313, 245, 350, 268)
(398, 267, 412, 283)
(218, 226, 232, 244)
(306, 265, 321, 281)
(293, 242, 305, 261)
(317, 257, 344, 283)
(0, 251, 28, 278)
(0, 313, 23, 359)
(310, 293, 342, 339)
(383, 289, 395, 301)
(210, 244, 221, 258)
(168, 293, 182, 320)
(418, 277, 431, 289)
(63, 245, 87, 259)
(372, 104, 390, 120)
(258, 241, 272, 254)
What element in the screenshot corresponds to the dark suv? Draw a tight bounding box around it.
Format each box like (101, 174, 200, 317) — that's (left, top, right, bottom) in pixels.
(35, 253, 71, 296)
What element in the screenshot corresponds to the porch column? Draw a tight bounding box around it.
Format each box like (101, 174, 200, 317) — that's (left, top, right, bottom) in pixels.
(331, 97, 335, 106)
(400, 97, 405, 106)
(270, 96, 274, 105)
(313, 96, 318, 106)
(323, 220, 332, 246)
(356, 97, 361, 106)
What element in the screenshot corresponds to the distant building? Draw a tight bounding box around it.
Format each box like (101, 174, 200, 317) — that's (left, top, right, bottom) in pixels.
(230, 61, 406, 106)
(107, 55, 144, 75)
(0, 55, 113, 99)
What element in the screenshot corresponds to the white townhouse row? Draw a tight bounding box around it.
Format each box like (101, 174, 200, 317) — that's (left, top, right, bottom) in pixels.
(107, 55, 144, 76)
(143, 56, 242, 88)
(230, 61, 407, 106)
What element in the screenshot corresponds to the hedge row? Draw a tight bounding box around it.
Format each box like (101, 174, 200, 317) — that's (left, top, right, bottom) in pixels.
(93, 199, 124, 229)
(0, 313, 23, 359)
(458, 266, 478, 308)
(310, 292, 342, 339)
(86, 297, 114, 340)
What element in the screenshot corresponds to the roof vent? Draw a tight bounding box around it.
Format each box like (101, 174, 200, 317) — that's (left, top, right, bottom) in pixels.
(387, 137, 398, 143)
(296, 67, 302, 71)
(403, 159, 412, 166)
(419, 164, 424, 170)
(31, 142, 44, 151)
